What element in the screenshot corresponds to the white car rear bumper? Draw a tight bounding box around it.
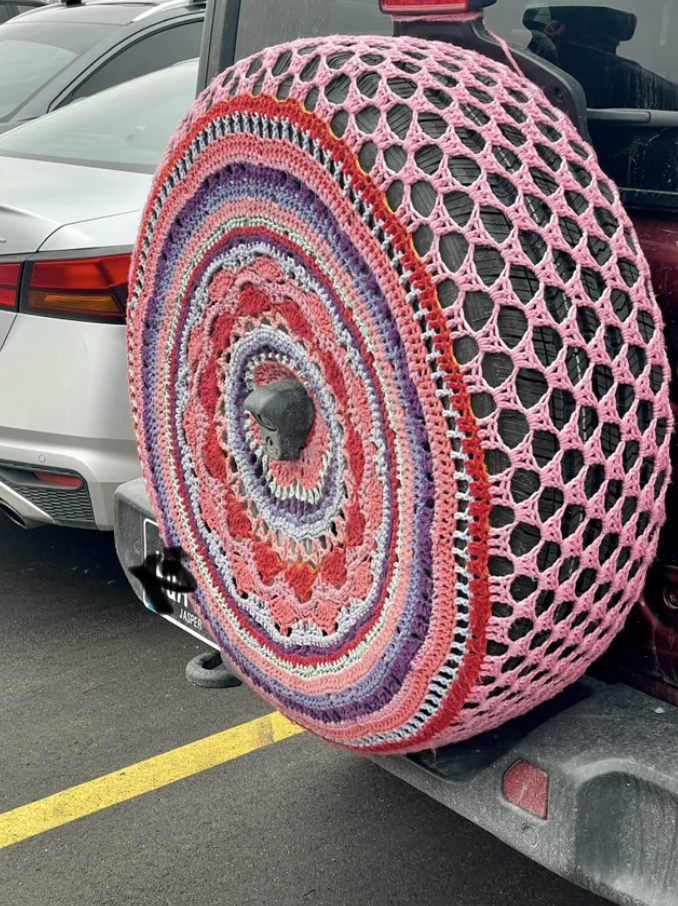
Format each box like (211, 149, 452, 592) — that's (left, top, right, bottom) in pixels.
(0, 313, 140, 530)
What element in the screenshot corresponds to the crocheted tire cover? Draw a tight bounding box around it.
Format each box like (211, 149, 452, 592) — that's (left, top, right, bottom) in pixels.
(128, 35, 672, 754)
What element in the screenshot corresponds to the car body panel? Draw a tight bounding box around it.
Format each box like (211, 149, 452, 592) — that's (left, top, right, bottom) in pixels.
(0, 315, 138, 529)
(0, 59, 198, 530)
(0, 201, 59, 255)
(0, 156, 149, 254)
(0, 230, 141, 529)
(0, 315, 133, 441)
(15, 2, 151, 26)
(0, 1, 204, 130)
(0, 309, 16, 352)
(40, 209, 146, 253)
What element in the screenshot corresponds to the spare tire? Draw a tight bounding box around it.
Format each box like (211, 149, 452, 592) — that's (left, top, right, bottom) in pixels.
(128, 35, 672, 754)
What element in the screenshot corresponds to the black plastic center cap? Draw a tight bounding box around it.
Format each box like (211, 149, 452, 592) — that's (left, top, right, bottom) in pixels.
(243, 378, 315, 462)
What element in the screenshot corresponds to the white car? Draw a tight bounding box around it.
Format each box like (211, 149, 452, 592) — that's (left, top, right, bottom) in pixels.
(0, 58, 198, 529)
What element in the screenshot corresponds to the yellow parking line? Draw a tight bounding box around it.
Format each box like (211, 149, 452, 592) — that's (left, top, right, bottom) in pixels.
(0, 711, 304, 850)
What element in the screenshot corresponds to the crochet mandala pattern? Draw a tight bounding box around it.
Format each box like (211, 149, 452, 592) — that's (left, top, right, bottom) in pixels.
(128, 35, 672, 754)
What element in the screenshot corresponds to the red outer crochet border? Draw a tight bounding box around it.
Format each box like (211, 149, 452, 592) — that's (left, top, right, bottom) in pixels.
(130, 92, 493, 751)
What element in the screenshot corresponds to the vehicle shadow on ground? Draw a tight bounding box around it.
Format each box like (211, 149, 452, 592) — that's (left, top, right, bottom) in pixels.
(0, 516, 131, 604)
(193, 741, 611, 906)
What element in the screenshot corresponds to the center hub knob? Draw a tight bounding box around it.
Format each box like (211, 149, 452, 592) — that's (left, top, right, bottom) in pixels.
(243, 378, 315, 462)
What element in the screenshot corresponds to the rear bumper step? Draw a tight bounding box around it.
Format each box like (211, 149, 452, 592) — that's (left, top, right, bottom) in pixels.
(374, 681, 678, 906)
(114, 476, 678, 906)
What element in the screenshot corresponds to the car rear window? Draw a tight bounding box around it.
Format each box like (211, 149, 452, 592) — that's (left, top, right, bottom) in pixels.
(0, 61, 198, 171)
(233, 1, 678, 208)
(483, 2, 678, 206)
(0, 21, 116, 121)
(485, 2, 678, 111)
(234, 0, 391, 61)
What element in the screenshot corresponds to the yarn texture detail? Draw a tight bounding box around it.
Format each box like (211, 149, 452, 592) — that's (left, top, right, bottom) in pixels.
(128, 35, 672, 754)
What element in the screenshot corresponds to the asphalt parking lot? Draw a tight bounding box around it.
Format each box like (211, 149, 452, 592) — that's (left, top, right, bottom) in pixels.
(0, 516, 609, 906)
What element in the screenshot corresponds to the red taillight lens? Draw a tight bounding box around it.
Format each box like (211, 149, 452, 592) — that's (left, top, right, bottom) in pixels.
(503, 759, 549, 819)
(33, 471, 83, 489)
(24, 253, 132, 322)
(0, 262, 20, 310)
(380, 0, 469, 13)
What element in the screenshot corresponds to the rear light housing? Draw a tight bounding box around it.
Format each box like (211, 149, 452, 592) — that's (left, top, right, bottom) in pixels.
(21, 253, 132, 323)
(503, 759, 549, 820)
(0, 262, 20, 310)
(380, 0, 469, 12)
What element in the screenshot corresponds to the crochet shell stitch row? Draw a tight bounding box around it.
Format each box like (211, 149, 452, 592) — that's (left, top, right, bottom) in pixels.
(127, 34, 672, 754)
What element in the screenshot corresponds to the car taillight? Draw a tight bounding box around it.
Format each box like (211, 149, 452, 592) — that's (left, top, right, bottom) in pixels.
(503, 759, 549, 820)
(380, 0, 469, 13)
(22, 253, 132, 323)
(0, 262, 20, 310)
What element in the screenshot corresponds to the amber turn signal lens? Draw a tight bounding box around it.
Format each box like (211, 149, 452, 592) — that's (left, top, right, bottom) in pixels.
(27, 291, 123, 316)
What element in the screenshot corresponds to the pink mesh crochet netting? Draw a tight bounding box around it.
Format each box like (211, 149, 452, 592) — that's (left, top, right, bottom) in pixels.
(128, 34, 672, 754)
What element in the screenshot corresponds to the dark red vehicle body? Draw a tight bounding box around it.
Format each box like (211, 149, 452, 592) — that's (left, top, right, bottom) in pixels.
(602, 215, 678, 701)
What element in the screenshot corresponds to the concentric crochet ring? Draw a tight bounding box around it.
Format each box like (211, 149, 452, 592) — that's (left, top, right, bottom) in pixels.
(128, 35, 672, 753)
